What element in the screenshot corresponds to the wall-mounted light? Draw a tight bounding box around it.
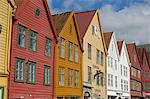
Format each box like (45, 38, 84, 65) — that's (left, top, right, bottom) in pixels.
(0, 24, 2, 33)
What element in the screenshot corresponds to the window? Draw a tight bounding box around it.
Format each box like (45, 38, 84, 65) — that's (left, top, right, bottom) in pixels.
(96, 49, 100, 64)
(138, 70, 141, 79)
(121, 79, 123, 90)
(124, 80, 126, 91)
(45, 38, 52, 56)
(126, 67, 128, 76)
(0, 87, 4, 99)
(111, 75, 113, 87)
(101, 73, 104, 86)
(88, 66, 92, 84)
(70, 24, 72, 34)
(96, 76, 100, 86)
(92, 25, 98, 36)
(131, 67, 136, 77)
(108, 74, 110, 86)
(134, 55, 136, 62)
(68, 42, 73, 61)
(75, 71, 79, 87)
(18, 25, 26, 48)
(28, 62, 36, 84)
(101, 52, 104, 66)
(115, 60, 117, 70)
(59, 67, 65, 86)
(35, 8, 40, 17)
(124, 66, 126, 76)
(29, 30, 38, 51)
(88, 43, 92, 59)
(115, 76, 117, 88)
(108, 56, 110, 67)
(15, 58, 24, 81)
(74, 45, 78, 63)
(111, 58, 113, 68)
(120, 65, 123, 76)
(60, 38, 65, 58)
(68, 69, 73, 87)
(44, 66, 51, 85)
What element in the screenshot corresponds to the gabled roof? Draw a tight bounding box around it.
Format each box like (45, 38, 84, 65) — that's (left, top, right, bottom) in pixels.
(52, 11, 83, 52)
(75, 10, 97, 39)
(103, 32, 113, 50)
(52, 12, 72, 35)
(14, 0, 57, 42)
(117, 41, 123, 54)
(127, 43, 141, 69)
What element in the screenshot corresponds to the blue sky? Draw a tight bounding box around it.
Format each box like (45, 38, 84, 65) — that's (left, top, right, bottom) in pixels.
(49, 0, 150, 44)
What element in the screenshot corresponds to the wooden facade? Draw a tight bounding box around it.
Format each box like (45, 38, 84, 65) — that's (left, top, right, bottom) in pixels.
(0, 0, 15, 99)
(137, 48, 150, 98)
(9, 0, 56, 98)
(127, 43, 142, 99)
(52, 12, 83, 99)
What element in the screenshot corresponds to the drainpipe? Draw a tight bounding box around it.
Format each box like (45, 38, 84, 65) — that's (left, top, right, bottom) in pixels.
(52, 40, 56, 99)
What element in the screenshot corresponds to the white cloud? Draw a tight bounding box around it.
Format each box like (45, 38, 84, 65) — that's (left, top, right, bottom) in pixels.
(100, 3, 150, 45)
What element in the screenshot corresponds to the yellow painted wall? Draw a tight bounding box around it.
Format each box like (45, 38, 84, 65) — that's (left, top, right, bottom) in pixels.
(0, 0, 15, 99)
(82, 10, 107, 99)
(54, 13, 83, 99)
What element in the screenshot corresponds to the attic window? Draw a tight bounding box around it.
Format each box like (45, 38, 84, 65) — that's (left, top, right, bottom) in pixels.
(35, 8, 40, 17)
(92, 25, 98, 36)
(70, 24, 72, 34)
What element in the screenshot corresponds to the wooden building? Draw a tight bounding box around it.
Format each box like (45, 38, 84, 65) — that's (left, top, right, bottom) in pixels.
(127, 43, 142, 99)
(52, 12, 83, 99)
(0, 0, 16, 98)
(9, 0, 57, 98)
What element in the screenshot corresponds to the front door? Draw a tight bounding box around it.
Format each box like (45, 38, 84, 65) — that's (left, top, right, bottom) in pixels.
(0, 87, 4, 99)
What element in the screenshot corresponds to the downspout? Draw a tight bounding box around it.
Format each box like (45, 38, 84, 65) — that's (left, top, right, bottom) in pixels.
(8, 5, 16, 99)
(52, 40, 56, 99)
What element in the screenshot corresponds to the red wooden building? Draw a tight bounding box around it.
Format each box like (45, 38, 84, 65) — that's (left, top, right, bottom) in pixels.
(9, 0, 57, 98)
(127, 43, 142, 99)
(137, 48, 150, 99)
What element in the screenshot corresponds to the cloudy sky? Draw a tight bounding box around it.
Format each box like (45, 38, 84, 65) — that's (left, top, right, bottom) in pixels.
(49, 0, 150, 45)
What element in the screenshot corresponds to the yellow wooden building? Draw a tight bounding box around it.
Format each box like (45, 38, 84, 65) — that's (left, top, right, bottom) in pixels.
(52, 12, 83, 99)
(0, 0, 16, 98)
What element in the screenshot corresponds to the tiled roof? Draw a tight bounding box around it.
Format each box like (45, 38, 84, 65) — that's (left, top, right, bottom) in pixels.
(75, 10, 97, 39)
(103, 32, 113, 50)
(52, 12, 72, 35)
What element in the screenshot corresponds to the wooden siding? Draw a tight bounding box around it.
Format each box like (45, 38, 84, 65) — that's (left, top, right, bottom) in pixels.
(9, 0, 56, 98)
(0, 0, 13, 74)
(54, 14, 83, 98)
(0, 0, 14, 99)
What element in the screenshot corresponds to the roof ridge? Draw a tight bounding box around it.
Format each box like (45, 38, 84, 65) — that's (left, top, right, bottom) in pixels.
(75, 9, 97, 14)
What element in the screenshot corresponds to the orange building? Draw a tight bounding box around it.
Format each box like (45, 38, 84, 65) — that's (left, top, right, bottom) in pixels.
(52, 12, 83, 99)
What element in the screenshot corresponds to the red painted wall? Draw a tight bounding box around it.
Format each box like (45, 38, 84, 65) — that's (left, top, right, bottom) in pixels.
(141, 49, 150, 97)
(9, 0, 56, 98)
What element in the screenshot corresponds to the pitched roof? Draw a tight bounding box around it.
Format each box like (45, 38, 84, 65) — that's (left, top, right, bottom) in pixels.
(138, 44, 150, 63)
(75, 10, 97, 39)
(127, 43, 141, 69)
(117, 41, 123, 54)
(136, 48, 144, 65)
(103, 32, 113, 50)
(52, 12, 72, 35)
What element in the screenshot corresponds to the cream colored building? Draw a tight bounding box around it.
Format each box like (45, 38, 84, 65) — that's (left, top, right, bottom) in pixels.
(76, 9, 107, 99)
